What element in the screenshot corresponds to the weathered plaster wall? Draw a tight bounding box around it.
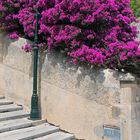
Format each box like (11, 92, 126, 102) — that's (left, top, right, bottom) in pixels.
(0, 32, 140, 140)
(0, 34, 32, 109)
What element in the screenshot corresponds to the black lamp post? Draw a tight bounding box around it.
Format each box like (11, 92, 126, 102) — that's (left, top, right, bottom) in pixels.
(30, 6, 40, 119)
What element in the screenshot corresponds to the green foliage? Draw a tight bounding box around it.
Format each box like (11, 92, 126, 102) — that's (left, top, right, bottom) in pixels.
(130, 0, 140, 17)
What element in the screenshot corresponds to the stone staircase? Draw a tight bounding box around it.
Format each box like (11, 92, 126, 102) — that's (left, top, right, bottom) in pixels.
(0, 95, 75, 140)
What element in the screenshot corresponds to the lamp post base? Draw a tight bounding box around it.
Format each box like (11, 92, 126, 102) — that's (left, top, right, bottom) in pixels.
(30, 95, 40, 120)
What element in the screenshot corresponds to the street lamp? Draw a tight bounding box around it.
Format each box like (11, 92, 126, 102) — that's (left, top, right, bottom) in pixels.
(30, 6, 40, 119)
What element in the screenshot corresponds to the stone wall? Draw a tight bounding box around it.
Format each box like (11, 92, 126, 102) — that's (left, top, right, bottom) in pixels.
(0, 33, 140, 140)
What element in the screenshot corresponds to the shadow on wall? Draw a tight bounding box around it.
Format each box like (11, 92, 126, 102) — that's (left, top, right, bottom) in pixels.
(38, 49, 120, 106)
(0, 33, 10, 62)
(40, 50, 106, 83)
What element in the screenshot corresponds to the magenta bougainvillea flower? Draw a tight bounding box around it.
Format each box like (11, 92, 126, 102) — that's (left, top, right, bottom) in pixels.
(22, 43, 32, 52)
(0, 0, 139, 72)
(8, 32, 19, 39)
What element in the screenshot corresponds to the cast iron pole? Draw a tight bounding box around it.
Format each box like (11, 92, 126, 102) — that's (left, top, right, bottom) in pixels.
(30, 6, 40, 119)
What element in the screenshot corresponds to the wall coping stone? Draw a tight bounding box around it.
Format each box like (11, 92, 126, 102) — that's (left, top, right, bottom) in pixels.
(119, 73, 136, 82)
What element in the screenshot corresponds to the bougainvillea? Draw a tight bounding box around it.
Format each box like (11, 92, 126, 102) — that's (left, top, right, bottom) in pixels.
(22, 43, 32, 52)
(0, 0, 140, 74)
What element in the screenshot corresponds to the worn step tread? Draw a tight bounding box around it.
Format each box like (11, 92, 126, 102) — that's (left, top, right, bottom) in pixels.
(34, 131, 75, 140)
(0, 118, 45, 133)
(0, 97, 75, 140)
(0, 110, 29, 121)
(0, 123, 59, 140)
(0, 104, 23, 113)
(0, 99, 13, 105)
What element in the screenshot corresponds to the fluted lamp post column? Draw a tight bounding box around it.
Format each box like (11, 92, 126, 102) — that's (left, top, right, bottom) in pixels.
(30, 6, 40, 119)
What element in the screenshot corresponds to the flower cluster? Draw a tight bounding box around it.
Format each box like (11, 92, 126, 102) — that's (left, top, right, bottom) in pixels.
(0, 0, 139, 72)
(8, 32, 19, 39)
(22, 43, 32, 52)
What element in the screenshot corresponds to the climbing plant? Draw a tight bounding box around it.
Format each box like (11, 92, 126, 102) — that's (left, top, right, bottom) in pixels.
(0, 0, 140, 75)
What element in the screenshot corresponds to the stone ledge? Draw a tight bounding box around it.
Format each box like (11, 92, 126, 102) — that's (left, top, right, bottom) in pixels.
(119, 73, 136, 82)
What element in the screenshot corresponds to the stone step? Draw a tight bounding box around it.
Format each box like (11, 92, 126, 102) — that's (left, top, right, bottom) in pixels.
(0, 99, 13, 106)
(0, 110, 29, 121)
(0, 104, 23, 113)
(34, 131, 75, 140)
(0, 97, 75, 140)
(0, 123, 59, 140)
(0, 118, 45, 133)
(0, 96, 5, 100)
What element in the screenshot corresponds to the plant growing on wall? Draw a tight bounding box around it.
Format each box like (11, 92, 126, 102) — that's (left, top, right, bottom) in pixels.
(0, 0, 140, 75)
